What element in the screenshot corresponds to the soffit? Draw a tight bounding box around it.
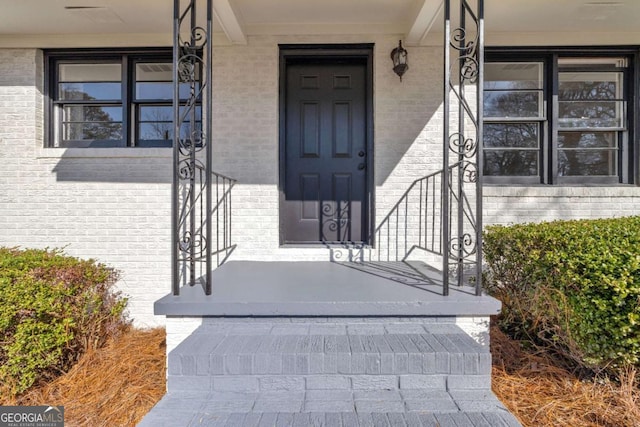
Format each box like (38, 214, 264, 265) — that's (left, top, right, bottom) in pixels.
(0, 0, 638, 45)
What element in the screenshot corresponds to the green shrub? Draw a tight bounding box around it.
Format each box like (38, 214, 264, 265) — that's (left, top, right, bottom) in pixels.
(483, 216, 640, 375)
(0, 247, 128, 396)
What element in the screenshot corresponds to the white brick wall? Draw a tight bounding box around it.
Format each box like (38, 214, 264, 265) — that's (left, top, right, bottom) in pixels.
(166, 316, 203, 353)
(213, 36, 447, 263)
(484, 186, 640, 226)
(1, 37, 638, 326)
(456, 317, 490, 347)
(0, 49, 172, 327)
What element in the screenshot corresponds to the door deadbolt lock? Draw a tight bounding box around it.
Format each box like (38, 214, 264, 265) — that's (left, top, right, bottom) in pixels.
(358, 150, 366, 157)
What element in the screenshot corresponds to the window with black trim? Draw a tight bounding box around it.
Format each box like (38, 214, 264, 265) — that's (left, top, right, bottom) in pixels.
(483, 49, 636, 185)
(46, 49, 201, 148)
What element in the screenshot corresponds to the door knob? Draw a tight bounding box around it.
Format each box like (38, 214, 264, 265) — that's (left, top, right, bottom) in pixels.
(358, 163, 365, 170)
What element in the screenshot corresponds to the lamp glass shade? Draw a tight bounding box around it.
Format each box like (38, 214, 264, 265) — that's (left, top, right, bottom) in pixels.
(391, 40, 408, 80)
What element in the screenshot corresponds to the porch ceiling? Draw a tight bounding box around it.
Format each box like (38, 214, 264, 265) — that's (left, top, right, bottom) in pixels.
(0, 0, 639, 46)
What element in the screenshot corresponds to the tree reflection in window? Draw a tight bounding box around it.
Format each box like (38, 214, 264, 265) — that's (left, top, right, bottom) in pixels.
(483, 62, 544, 178)
(134, 62, 201, 146)
(56, 62, 123, 146)
(48, 54, 194, 147)
(559, 72, 623, 129)
(558, 132, 617, 176)
(557, 70, 623, 176)
(61, 93, 122, 142)
(483, 56, 629, 183)
(484, 123, 539, 176)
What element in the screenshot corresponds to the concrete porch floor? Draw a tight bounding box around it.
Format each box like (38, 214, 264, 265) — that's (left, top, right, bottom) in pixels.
(154, 261, 501, 317)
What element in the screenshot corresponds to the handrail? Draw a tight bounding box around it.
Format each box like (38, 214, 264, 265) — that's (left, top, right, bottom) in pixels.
(173, 169, 236, 296)
(369, 170, 444, 263)
(365, 162, 480, 296)
(210, 171, 237, 275)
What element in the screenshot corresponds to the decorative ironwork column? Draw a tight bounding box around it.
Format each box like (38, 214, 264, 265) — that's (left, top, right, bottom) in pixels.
(172, 0, 214, 295)
(442, 0, 484, 296)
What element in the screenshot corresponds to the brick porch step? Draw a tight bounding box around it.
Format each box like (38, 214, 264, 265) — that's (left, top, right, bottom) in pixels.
(167, 330, 492, 392)
(138, 319, 521, 426)
(139, 390, 520, 427)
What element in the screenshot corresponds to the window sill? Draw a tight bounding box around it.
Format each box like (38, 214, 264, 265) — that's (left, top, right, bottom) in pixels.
(36, 147, 172, 160)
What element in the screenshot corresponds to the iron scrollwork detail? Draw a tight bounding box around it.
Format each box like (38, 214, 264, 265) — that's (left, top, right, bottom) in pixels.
(443, 0, 483, 293)
(181, 26, 208, 53)
(449, 6, 480, 85)
(451, 36, 479, 84)
(462, 161, 478, 183)
(321, 202, 351, 243)
(449, 233, 477, 259)
(172, 0, 214, 294)
(448, 132, 477, 158)
(177, 158, 206, 180)
(178, 231, 208, 258)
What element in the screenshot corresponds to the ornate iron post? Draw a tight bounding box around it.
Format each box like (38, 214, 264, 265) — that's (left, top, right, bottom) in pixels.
(442, 0, 484, 296)
(172, 0, 214, 295)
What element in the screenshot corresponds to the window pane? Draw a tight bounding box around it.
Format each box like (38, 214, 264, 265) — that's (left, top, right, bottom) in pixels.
(558, 101, 623, 128)
(138, 104, 202, 142)
(139, 122, 172, 141)
(558, 149, 617, 176)
(558, 132, 617, 149)
(484, 123, 539, 148)
(135, 62, 200, 81)
(59, 83, 122, 101)
(136, 82, 198, 100)
(138, 122, 201, 141)
(485, 62, 543, 90)
(63, 106, 122, 122)
(139, 105, 202, 122)
(484, 150, 539, 176)
(136, 82, 172, 100)
(139, 105, 172, 122)
(484, 91, 543, 117)
(135, 62, 200, 100)
(559, 72, 623, 100)
(136, 63, 172, 81)
(59, 63, 121, 82)
(63, 122, 123, 141)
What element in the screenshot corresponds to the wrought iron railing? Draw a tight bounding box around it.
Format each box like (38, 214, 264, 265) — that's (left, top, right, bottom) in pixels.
(326, 1, 484, 298)
(354, 0, 484, 297)
(173, 169, 236, 296)
(172, 0, 228, 296)
(168, 0, 484, 298)
(442, 0, 484, 296)
(369, 171, 444, 263)
(210, 172, 237, 268)
(362, 161, 478, 289)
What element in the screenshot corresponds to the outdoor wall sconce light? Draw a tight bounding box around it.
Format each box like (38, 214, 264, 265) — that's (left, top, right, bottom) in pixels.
(390, 40, 408, 81)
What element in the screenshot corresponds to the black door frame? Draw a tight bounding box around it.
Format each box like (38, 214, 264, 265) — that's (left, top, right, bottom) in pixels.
(278, 44, 374, 246)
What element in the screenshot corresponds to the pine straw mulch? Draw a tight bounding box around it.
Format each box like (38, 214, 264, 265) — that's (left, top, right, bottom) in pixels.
(491, 325, 640, 427)
(1, 326, 639, 426)
(0, 327, 166, 427)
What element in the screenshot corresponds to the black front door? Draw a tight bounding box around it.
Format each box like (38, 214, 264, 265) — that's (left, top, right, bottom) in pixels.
(282, 58, 369, 244)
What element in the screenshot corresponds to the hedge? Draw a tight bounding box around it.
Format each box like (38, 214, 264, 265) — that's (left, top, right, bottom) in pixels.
(483, 216, 640, 375)
(0, 248, 128, 396)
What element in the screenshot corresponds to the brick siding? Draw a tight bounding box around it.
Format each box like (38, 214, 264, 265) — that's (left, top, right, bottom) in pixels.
(1, 37, 638, 326)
